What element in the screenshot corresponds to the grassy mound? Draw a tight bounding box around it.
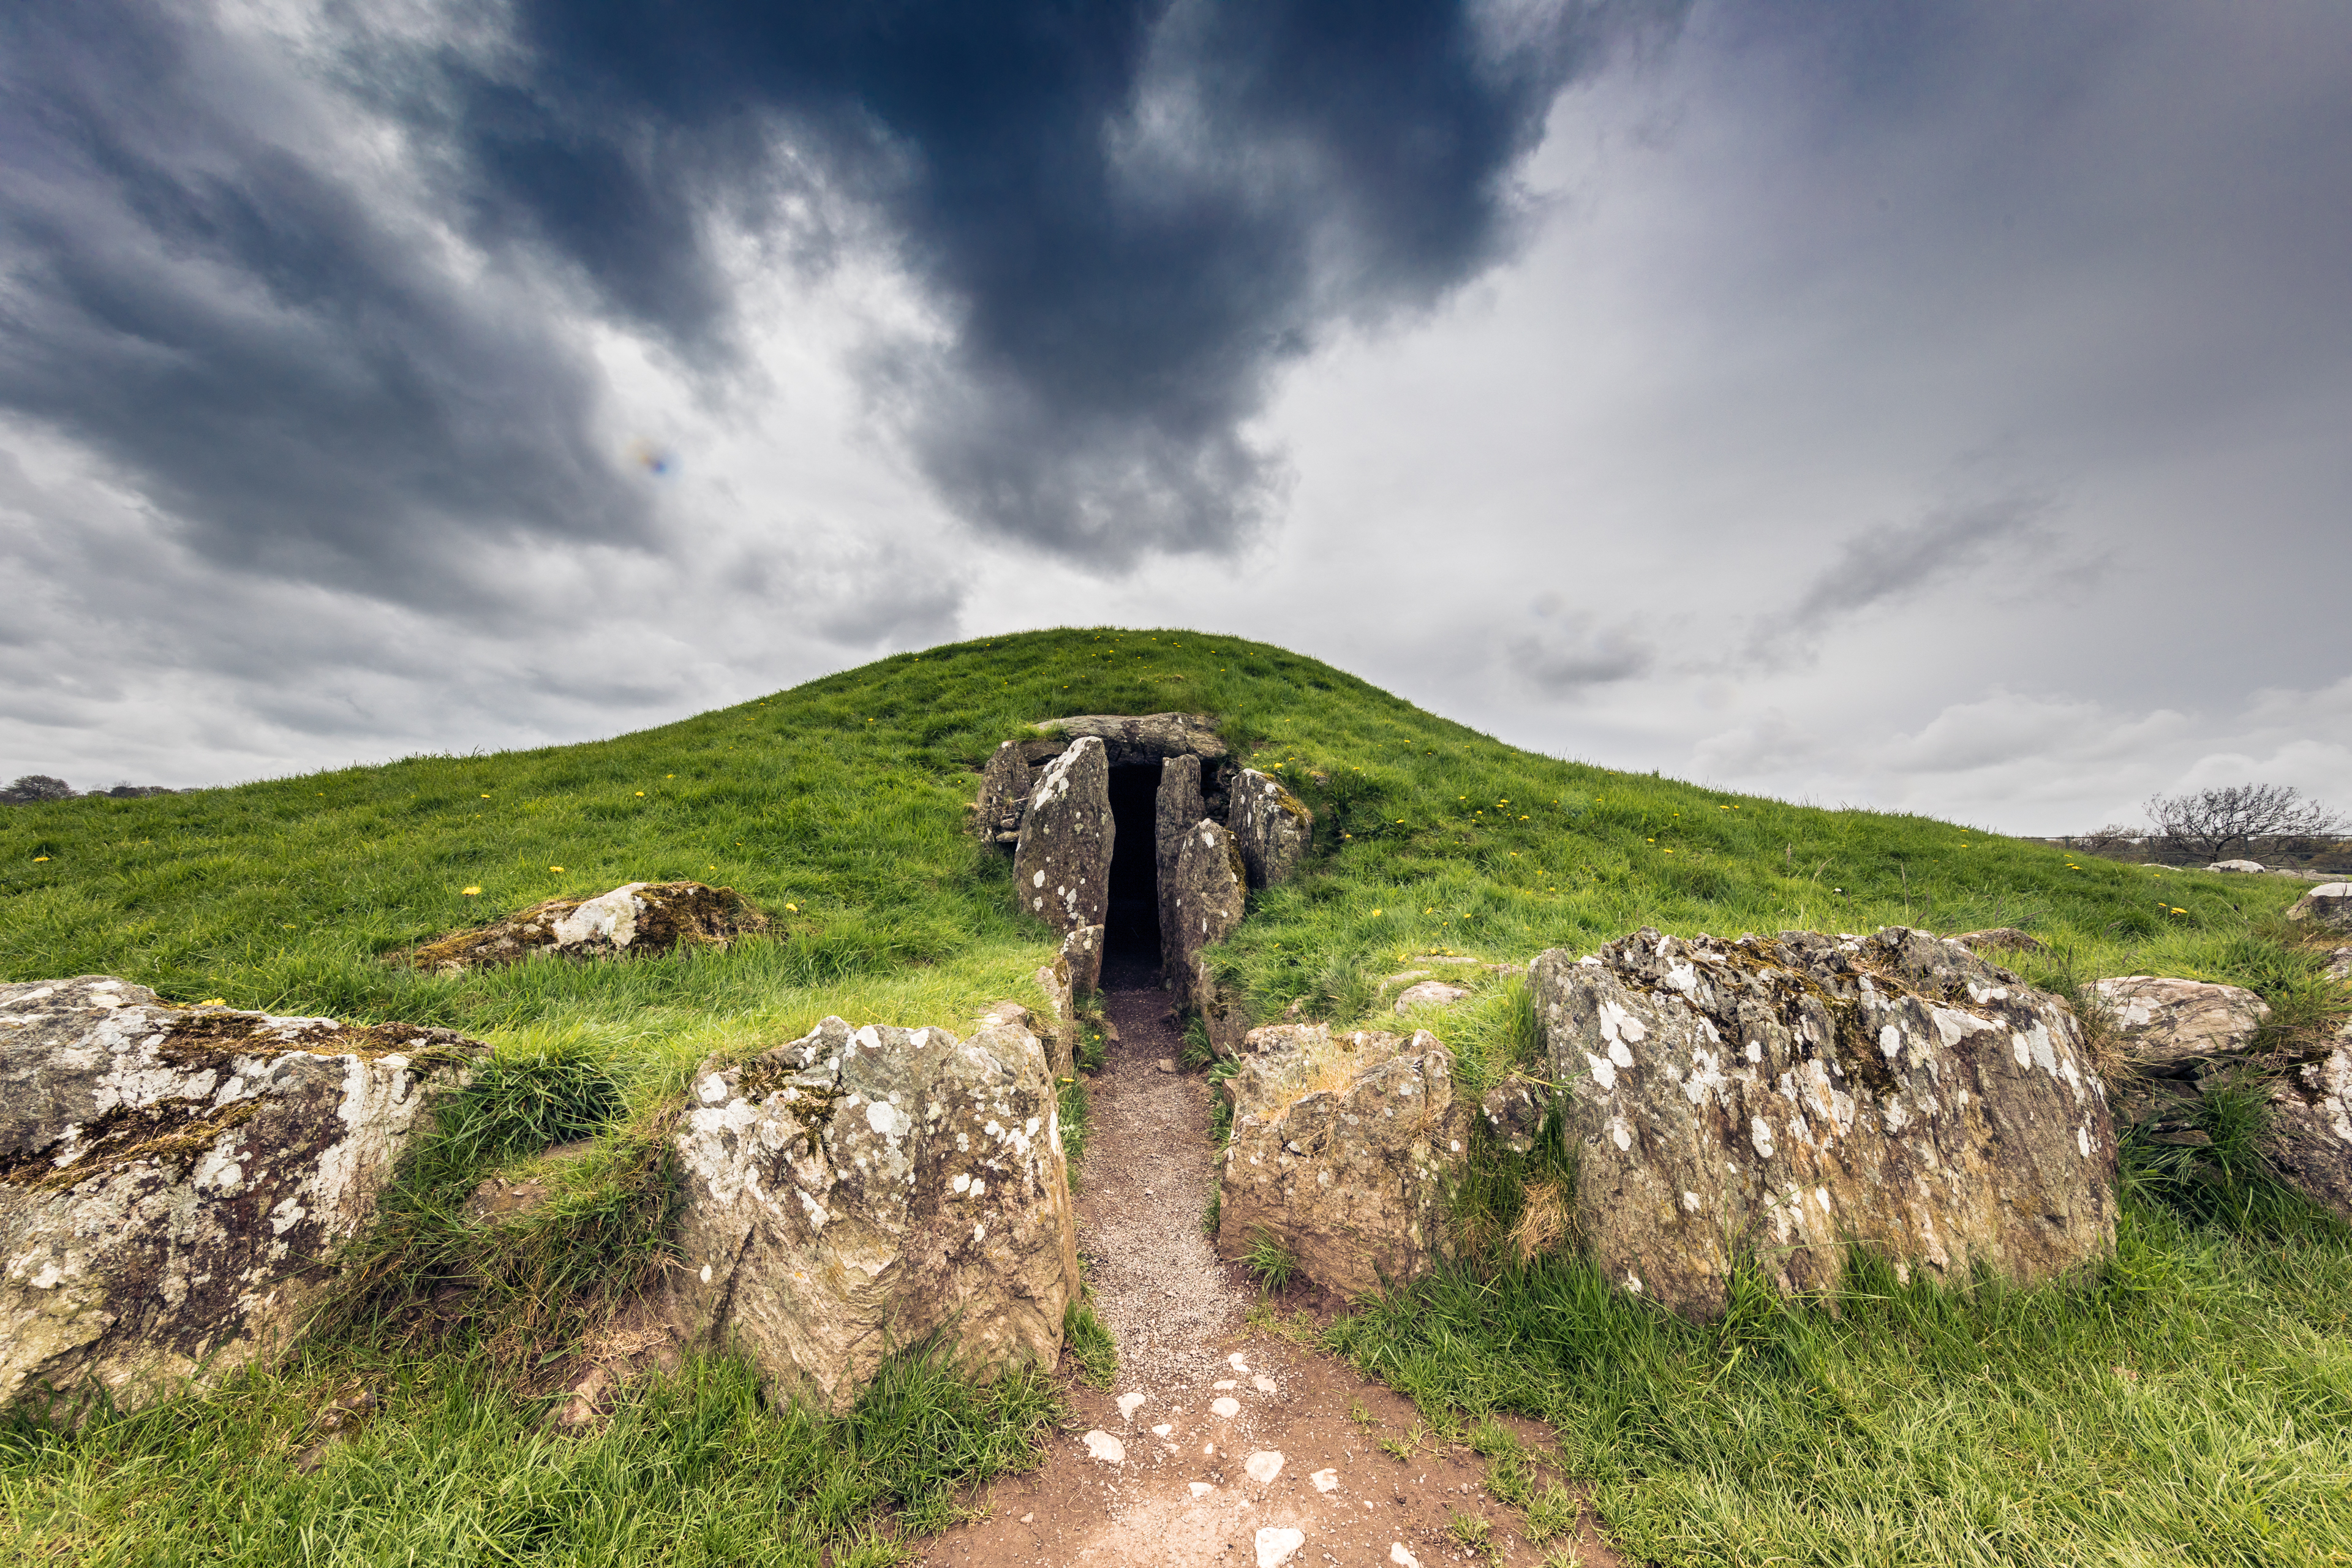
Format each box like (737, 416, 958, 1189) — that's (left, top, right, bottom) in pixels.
(4, 627, 2343, 1564)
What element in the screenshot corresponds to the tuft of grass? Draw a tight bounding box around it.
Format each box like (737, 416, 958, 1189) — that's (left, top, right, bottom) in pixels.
(1243, 1228, 1298, 1294)
(1200, 1189, 1221, 1238)
(0, 1341, 1058, 1566)
(1057, 1071, 1091, 1186)
(1326, 1201, 2352, 1567)
(1060, 1300, 1117, 1392)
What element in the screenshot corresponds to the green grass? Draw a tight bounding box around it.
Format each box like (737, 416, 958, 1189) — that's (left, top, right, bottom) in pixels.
(1, 1342, 1058, 1566)
(2, 626, 2343, 1562)
(1327, 1204, 2352, 1566)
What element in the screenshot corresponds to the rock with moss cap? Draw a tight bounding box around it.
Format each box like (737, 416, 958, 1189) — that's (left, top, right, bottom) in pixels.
(1, 976, 484, 1414)
(1529, 927, 2116, 1317)
(1226, 768, 1313, 888)
(410, 880, 767, 971)
(668, 1014, 1080, 1414)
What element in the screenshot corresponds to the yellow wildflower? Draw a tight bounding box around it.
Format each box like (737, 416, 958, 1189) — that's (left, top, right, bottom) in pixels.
(550, 865, 565, 872)
(462, 886, 481, 896)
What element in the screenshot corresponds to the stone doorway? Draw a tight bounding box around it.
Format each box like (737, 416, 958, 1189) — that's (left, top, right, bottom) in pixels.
(1102, 761, 1165, 973)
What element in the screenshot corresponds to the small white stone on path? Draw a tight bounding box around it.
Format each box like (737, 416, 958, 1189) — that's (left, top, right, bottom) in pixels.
(1389, 1544, 1421, 1568)
(1210, 1397, 1240, 1418)
(1256, 1526, 1305, 1567)
(1310, 1468, 1338, 1493)
(1214, 1379, 1238, 1390)
(1152, 1423, 1172, 1436)
(1156, 1058, 1177, 1072)
(1083, 1430, 1125, 1464)
(1229, 1352, 1251, 1372)
(1019, 1513, 1034, 1524)
(1244, 1450, 1284, 1485)
(1189, 1481, 1215, 1499)
(1253, 1375, 1276, 1393)
(1117, 1392, 1147, 1420)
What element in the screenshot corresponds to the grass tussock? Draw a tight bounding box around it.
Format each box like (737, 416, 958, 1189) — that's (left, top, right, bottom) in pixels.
(0, 1341, 1058, 1566)
(1330, 1202, 2352, 1567)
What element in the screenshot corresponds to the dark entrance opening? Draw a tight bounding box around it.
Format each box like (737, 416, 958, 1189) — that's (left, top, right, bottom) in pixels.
(1103, 761, 1163, 979)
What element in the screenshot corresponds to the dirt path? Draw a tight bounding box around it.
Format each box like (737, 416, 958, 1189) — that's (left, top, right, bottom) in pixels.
(921, 960, 1619, 1568)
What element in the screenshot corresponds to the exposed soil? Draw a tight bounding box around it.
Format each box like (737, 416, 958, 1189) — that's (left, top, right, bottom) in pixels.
(921, 956, 1619, 1568)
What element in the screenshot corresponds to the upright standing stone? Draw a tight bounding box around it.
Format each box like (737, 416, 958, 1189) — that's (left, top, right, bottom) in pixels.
(1529, 927, 2116, 1317)
(1227, 769, 1313, 889)
(1, 977, 484, 1413)
(975, 741, 1034, 843)
(1012, 737, 1114, 938)
(1169, 820, 1247, 1014)
(669, 1016, 1080, 1414)
(1155, 755, 1205, 976)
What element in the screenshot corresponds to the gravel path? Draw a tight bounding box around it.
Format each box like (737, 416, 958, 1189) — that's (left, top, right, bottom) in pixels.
(1072, 954, 1246, 1388)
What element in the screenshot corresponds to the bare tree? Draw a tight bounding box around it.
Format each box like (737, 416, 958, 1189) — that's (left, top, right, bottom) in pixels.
(2070, 823, 2142, 852)
(2144, 783, 2346, 862)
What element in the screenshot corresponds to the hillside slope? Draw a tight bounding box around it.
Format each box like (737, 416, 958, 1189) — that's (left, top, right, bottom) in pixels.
(0, 627, 2308, 1057)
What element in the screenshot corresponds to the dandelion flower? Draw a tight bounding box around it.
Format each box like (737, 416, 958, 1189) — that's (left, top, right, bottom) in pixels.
(785, 902, 799, 911)
(462, 886, 481, 896)
(636, 791, 646, 797)
(550, 865, 565, 872)
(32, 856, 48, 862)
(480, 793, 491, 799)
(1370, 908, 1382, 916)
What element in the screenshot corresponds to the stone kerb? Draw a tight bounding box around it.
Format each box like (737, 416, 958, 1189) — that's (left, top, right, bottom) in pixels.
(668, 1014, 1081, 1414)
(1529, 927, 2116, 1317)
(1012, 736, 1115, 938)
(1, 976, 484, 1413)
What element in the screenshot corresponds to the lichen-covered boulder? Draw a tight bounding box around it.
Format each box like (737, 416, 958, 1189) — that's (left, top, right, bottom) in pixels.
(1012, 736, 1114, 938)
(410, 881, 766, 971)
(1218, 1028, 1466, 1299)
(1529, 927, 2116, 1317)
(1, 976, 483, 1412)
(1953, 928, 2045, 955)
(1169, 818, 1246, 1016)
(669, 1015, 1080, 1414)
(2262, 1039, 2352, 1223)
(2288, 883, 2352, 932)
(2088, 976, 2269, 1076)
(2329, 948, 2352, 982)
(1226, 769, 1312, 889)
(1394, 981, 1471, 1013)
(2208, 859, 2266, 873)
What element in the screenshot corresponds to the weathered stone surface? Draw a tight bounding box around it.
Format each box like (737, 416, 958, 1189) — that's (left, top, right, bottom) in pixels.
(1953, 928, 2046, 955)
(2088, 976, 2270, 1075)
(1393, 981, 1471, 1013)
(1155, 755, 1206, 977)
(974, 741, 1033, 842)
(1218, 1028, 1467, 1299)
(1221, 1024, 1413, 1114)
(2208, 859, 2266, 873)
(1060, 925, 1104, 998)
(411, 881, 767, 971)
(2328, 948, 2352, 982)
(1168, 818, 1247, 1016)
(1480, 1076, 1551, 1154)
(2288, 883, 2352, 932)
(1227, 769, 1313, 889)
(669, 1015, 1080, 1414)
(1529, 927, 2116, 1317)
(1031, 712, 1229, 766)
(2264, 1043, 2352, 1224)
(1, 976, 483, 1412)
(1012, 737, 1114, 938)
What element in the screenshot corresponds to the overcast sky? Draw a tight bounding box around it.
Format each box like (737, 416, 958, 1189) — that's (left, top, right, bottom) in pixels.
(4, 0, 2346, 833)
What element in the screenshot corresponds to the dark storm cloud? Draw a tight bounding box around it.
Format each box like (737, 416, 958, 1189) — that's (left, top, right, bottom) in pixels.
(413, 0, 1681, 564)
(0, 1, 650, 607)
